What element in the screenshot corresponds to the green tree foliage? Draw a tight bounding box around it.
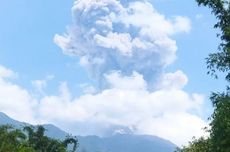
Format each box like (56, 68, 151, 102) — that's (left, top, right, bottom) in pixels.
(0, 125, 78, 152)
(175, 137, 211, 152)
(0, 125, 28, 152)
(197, 0, 230, 80)
(209, 91, 230, 151)
(177, 0, 230, 151)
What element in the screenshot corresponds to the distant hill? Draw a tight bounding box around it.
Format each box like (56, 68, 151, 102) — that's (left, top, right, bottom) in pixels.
(0, 112, 25, 127)
(77, 134, 177, 152)
(0, 112, 177, 152)
(0, 112, 68, 139)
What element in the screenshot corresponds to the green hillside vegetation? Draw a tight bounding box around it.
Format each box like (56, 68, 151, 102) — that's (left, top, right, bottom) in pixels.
(0, 125, 78, 152)
(176, 0, 230, 151)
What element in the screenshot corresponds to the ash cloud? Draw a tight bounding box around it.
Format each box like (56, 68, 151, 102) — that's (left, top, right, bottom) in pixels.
(54, 0, 191, 87)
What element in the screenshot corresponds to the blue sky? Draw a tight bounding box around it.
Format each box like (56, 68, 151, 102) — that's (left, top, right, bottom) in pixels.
(0, 0, 226, 146)
(0, 0, 87, 94)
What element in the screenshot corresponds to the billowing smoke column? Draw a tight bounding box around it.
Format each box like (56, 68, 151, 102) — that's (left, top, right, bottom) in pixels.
(54, 0, 190, 87)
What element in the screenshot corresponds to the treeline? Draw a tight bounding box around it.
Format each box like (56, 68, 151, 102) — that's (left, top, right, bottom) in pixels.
(0, 125, 78, 152)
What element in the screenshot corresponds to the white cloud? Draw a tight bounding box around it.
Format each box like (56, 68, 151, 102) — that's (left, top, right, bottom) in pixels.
(137, 112, 206, 145)
(0, 65, 17, 79)
(172, 16, 191, 33)
(80, 83, 97, 94)
(0, 66, 37, 123)
(156, 70, 188, 90)
(105, 71, 147, 90)
(31, 75, 55, 95)
(0, 66, 207, 146)
(35, 71, 206, 146)
(32, 80, 47, 94)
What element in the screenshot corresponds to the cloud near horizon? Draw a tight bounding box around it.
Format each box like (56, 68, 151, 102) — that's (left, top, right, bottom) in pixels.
(0, 0, 207, 147)
(0, 64, 207, 146)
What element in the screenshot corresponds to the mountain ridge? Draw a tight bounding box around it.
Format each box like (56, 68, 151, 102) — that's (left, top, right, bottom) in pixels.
(0, 112, 177, 152)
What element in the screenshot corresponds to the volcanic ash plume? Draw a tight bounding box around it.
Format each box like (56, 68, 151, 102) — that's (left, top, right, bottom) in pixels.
(54, 0, 191, 86)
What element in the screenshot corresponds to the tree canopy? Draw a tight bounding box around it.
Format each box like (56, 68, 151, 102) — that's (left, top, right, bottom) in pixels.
(0, 125, 78, 152)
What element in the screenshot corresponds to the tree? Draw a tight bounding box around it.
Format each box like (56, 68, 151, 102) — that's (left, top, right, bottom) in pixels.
(196, 0, 230, 80)
(0, 125, 34, 152)
(177, 0, 230, 151)
(0, 125, 78, 152)
(62, 135, 78, 152)
(197, 0, 230, 151)
(175, 137, 211, 152)
(23, 125, 78, 152)
(209, 91, 230, 151)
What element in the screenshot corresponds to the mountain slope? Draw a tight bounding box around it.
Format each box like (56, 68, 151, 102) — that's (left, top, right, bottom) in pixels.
(0, 112, 24, 127)
(0, 112, 177, 152)
(0, 112, 68, 139)
(77, 134, 176, 152)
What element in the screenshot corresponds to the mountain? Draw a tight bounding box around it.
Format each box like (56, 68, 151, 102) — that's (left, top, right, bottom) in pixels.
(77, 134, 177, 152)
(0, 112, 25, 127)
(0, 112, 177, 152)
(0, 112, 68, 139)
